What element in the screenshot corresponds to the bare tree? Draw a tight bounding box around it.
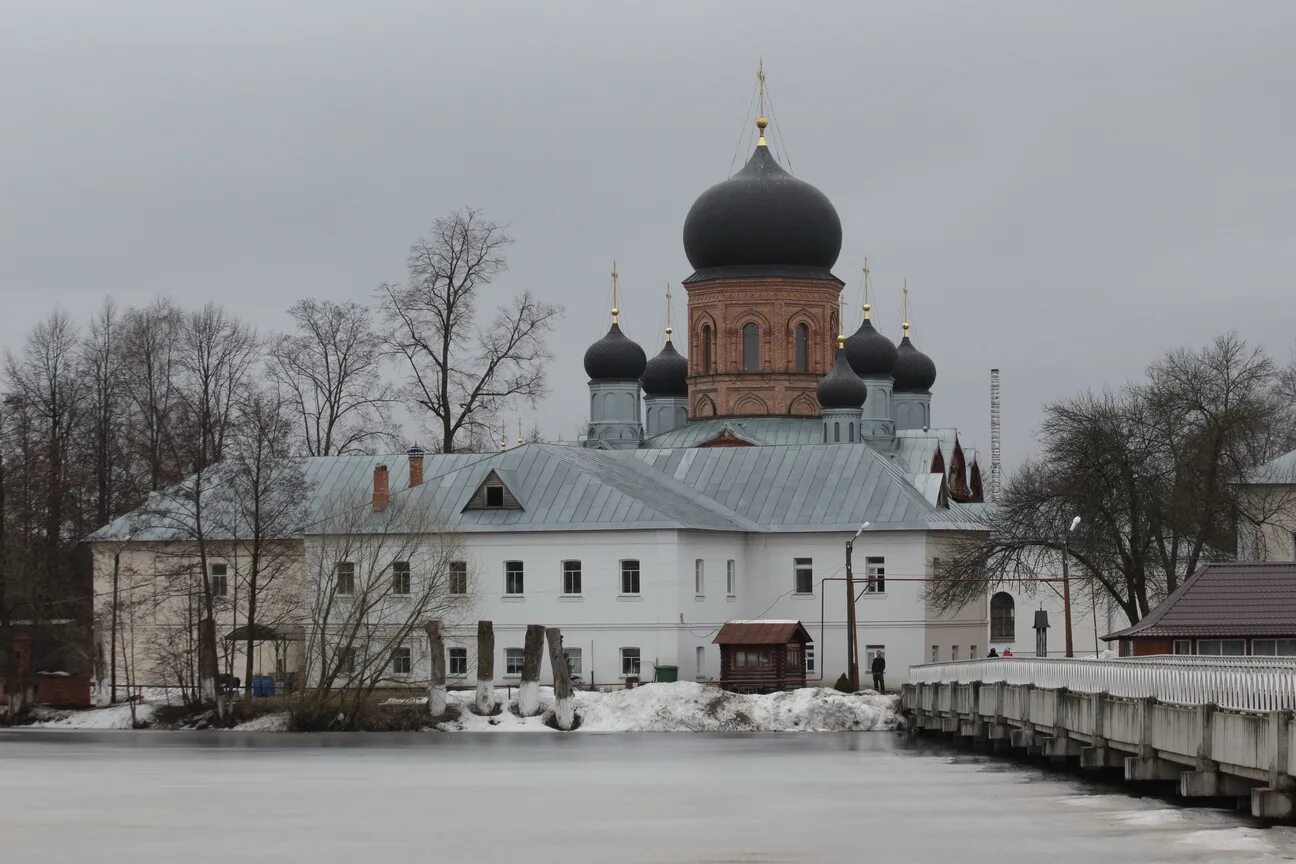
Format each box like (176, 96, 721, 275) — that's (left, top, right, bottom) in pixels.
(269, 299, 394, 456)
(122, 299, 184, 494)
(83, 299, 126, 527)
(378, 208, 562, 452)
(172, 304, 257, 472)
(297, 489, 472, 728)
(930, 333, 1296, 626)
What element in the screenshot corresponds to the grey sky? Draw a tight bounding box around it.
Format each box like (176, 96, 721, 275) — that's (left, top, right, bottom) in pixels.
(4, 1, 1294, 466)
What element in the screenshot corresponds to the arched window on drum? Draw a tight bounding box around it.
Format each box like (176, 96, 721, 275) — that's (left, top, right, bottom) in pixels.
(990, 592, 1015, 642)
(742, 323, 760, 372)
(794, 323, 809, 373)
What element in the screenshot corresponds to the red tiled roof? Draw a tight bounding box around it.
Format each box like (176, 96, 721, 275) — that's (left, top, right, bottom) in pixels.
(1104, 562, 1296, 640)
(713, 620, 812, 645)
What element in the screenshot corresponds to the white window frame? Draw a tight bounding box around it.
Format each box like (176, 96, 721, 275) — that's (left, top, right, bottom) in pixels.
(391, 561, 411, 595)
(504, 647, 525, 677)
(865, 556, 885, 593)
(1172, 639, 1193, 655)
(391, 646, 412, 676)
(620, 647, 641, 677)
(794, 558, 813, 594)
(563, 647, 582, 678)
(210, 563, 228, 598)
(335, 561, 355, 596)
(805, 644, 816, 673)
(448, 560, 468, 595)
(1196, 638, 1246, 656)
(1252, 639, 1296, 656)
(695, 559, 705, 596)
(504, 561, 524, 596)
(695, 645, 705, 678)
(620, 560, 641, 596)
(562, 560, 582, 596)
(726, 560, 736, 597)
(338, 647, 356, 675)
(448, 647, 468, 676)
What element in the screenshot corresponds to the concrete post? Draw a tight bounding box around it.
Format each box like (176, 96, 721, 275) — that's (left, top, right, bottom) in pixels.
(1252, 710, 1295, 818)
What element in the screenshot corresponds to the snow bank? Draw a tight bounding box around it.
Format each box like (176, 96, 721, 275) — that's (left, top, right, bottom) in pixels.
(436, 683, 898, 733)
(29, 702, 156, 730)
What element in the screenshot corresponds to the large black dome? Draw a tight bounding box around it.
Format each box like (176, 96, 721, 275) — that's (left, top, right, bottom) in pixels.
(682, 144, 842, 273)
(843, 317, 898, 377)
(583, 323, 647, 381)
(893, 335, 936, 393)
(640, 338, 688, 397)
(817, 345, 869, 409)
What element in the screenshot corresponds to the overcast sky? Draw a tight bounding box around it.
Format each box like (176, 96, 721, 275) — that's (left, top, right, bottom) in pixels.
(4, 1, 1294, 467)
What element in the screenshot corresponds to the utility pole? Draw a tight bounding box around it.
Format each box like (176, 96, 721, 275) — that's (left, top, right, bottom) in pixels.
(1061, 516, 1081, 658)
(844, 521, 869, 690)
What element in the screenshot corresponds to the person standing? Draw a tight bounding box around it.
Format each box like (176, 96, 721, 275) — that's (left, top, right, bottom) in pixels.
(870, 651, 886, 692)
(987, 648, 999, 658)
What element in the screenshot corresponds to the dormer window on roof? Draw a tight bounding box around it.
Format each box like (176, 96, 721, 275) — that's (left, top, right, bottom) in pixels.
(465, 469, 523, 511)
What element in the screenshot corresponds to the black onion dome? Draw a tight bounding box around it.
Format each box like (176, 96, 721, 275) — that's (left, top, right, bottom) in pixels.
(893, 335, 937, 392)
(682, 145, 842, 272)
(583, 323, 647, 380)
(640, 339, 689, 397)
(817, 346, 869, 409)
(843, 318, 898, 377)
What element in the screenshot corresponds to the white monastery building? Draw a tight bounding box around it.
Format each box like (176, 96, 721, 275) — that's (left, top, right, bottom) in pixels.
(89, 105, 1003, 692)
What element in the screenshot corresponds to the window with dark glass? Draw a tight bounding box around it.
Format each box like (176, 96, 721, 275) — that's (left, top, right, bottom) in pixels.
(620, 560, 640, 595)
(865, 556, 885, 593)
(391, 646, 412, 675)
(448, 561, 468, 594)
(448, 647, 468, 676)
(795, 323, 809, 373)
(742, 323, 760, 372)
(485, 484, 505, 507)
(794, 558, 813, 594)
(562, 560, 582, 595)
(392, 561, 411, 595)
(990, 592, 1015, 641)
(335, 562, 355, 596)
(505, 648, 524, 676)
(702, 326, 713, 373)
(505, 561, 524, 595)
(210, 563, 228, 598)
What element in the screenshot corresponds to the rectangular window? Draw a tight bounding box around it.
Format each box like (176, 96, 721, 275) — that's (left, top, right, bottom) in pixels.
(338, 647, 356, 675)
(696, 645, 705, 677)
(951, 645, 960, 662)
(564, 647, 582, 677)
(1251, 639, 1296, 656)
(505, 561, 524, 596)
(505, 647, 524, 676)
(620, 560, 640, 595)
(794, 557, 814, 594)
(392, 561, 411, 595)
(1196, 639, 1247, 656)
(695, 559, 705, 595)
(970, 645, 978, 660)
(931, 645, 938, 663)
(726, 560, 736, 596)
(865, 556, 886, 593)
(449, 561, 468, 595)
(734, 650, 772, 669)
(391, 646, 411, 675)
(562, 560, 582, 595)
(805, 644, 816, 673)
(1173, 639, 1193, 655)
(210, 563, 228, 598)
(621, 647, 641, 677)
(335, 562, 355, 596)
(866, 645, 886, 668)
(448, 647, 468, 676)
(485, 484, 505, 508)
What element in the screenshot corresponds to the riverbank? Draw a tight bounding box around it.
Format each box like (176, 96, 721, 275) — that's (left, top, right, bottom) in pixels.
(24, 682, 899, 733)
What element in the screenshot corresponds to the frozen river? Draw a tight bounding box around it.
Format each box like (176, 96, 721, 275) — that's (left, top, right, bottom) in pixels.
(3, 730, 1294, 863)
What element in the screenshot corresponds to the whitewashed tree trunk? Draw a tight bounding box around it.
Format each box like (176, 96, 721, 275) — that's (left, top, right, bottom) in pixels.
(546, 627, 575, 731)
(474, 620, 495, 714)
(425, 620, 448, 717)
(198, 617, 218, 708)
(517, 624, 545, 716)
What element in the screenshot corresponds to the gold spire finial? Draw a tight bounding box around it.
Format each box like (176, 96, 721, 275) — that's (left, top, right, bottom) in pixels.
(664, 282, 674, 339)
(862, 258, 872, 319)
(837, 334, 846, 350)
(901, 279, 910, 338)
(756, 59, 769, 146)
(610, 260, 620, 324)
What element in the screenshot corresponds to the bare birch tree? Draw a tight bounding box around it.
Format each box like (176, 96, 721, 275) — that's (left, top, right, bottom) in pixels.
(378, 208, 562, 452)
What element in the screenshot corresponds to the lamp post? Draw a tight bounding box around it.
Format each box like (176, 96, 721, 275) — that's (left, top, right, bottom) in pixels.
(1061, 516, 1081, 658)
(845, 521, 869, 690)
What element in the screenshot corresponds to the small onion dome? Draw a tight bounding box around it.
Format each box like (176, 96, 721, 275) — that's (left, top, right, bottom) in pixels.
(583, 322, 647, 380)
(893, 334, 937, 392)
(843, 316, 898, 377)
(817, 341, 868, 409)
(682, 144, 842, 272)
(640, 338, 689, 397)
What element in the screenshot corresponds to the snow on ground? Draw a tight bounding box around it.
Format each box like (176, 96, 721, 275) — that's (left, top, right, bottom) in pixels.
(435, 682, 899, 733)
(23, 683, 898, 734)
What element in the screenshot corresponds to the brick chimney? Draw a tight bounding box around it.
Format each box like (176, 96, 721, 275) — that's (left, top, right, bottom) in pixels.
(407, 446, 424, 488)
(373, 464, 390, 512)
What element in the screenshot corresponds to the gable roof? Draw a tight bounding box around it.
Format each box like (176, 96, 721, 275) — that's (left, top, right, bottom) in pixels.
(1246, 449, 1296, 485)
(714, 620, 812, 645)
(1104, 561, 1296, 640)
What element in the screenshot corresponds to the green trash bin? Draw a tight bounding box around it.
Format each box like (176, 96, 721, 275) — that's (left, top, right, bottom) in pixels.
(654, 665, 679, 683)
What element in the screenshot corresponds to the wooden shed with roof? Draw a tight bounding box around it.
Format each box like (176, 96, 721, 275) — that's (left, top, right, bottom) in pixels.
(713, 620, 812, 692)
(1103, 562, 1296, 657)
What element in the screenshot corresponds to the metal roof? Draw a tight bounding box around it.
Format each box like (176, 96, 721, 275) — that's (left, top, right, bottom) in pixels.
(714, 620, 812, 645)
(1104, 562, 1296, 640)
(1245, 449, 1296, 485)
(89, 440, 986, 543)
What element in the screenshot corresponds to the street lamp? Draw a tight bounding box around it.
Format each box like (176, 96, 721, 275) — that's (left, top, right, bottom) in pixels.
(845, 521, 870, 690)
(1062, 516, 1081, 658)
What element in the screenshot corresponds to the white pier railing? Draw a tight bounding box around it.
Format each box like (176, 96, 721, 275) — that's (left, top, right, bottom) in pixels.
(910, 657, 1296, 712)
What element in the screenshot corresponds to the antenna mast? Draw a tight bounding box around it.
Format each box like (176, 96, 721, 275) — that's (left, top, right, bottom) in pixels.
(990, 368, 1002, 499)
